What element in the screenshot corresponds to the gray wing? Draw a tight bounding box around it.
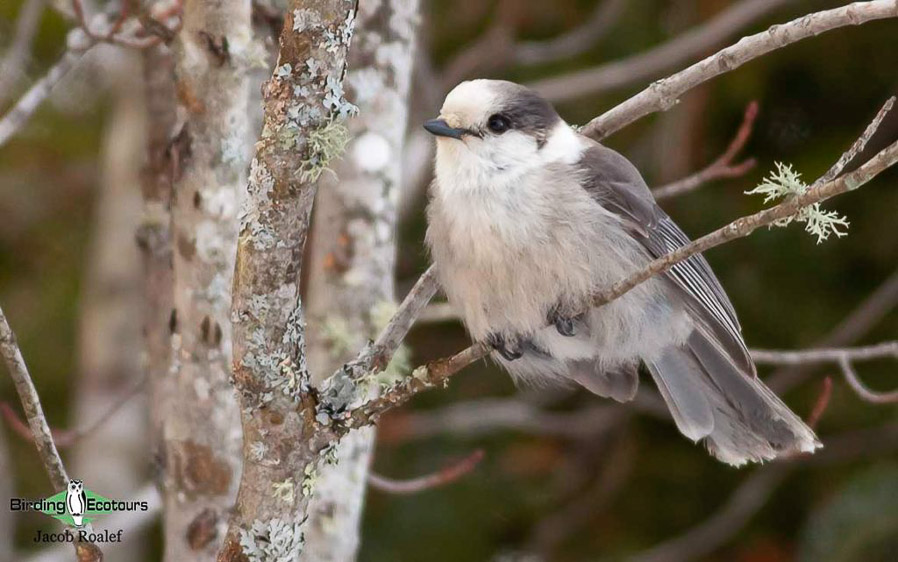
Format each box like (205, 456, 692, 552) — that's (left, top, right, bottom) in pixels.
(577, 142, 755, 376)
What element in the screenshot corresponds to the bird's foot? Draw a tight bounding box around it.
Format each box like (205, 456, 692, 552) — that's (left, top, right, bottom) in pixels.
(549, 307, 581, 337)
(486, 333, 523, 361)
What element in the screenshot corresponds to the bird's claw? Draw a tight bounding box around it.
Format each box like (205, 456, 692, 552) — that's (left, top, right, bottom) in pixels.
(549, 307, 578, 337)
(486, 333, 523, 361)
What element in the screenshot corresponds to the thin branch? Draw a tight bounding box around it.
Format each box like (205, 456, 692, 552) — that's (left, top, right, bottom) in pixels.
(417, 302, 456, 324)
(0, 48, 88, 148)
(368, 450, 485, 494)
(529, 0, 795, 104)
(513, 0, 627, 66)
(653, 101, 759, 201)
(579, 1, 898, 140)
(0, 372, 147, 448)
(838, 357, 898, 404)
(752, 341, 898, 364)
(807, 377, 833, 430)
(0, 304, 68, 488)
(769, 267, 898, 394)
(0, 0, 183, 149)
(817, 95, 896, 185)
(0, 0, 46, 101)
(0, 304, 103, 561)
(589, 139, 898, 310)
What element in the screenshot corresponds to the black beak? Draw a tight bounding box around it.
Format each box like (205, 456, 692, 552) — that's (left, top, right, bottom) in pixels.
(423, 119, 465, 139)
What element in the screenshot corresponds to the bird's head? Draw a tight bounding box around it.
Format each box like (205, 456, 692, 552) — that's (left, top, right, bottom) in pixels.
(424, 80, 572, 188)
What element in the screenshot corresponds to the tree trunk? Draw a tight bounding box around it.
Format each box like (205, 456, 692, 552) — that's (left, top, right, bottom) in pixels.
(218, 1, 361, 559)
(302, 0, 420, 559)
(160, 0, 252, 558)
(73, 48, 148, 561)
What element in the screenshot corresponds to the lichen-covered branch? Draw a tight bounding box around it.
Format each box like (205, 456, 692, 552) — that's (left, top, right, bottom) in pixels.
(579, 1, 898, 140)
(301, 0, 419, 558)
(219, 1, 361, 559)
(159, 0, 252, 558)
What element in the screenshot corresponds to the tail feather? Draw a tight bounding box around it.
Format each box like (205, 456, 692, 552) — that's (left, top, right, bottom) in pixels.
(648, 329, 821, 466)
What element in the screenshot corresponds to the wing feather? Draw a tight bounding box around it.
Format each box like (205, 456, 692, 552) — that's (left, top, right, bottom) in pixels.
(577, 142, 754, 375)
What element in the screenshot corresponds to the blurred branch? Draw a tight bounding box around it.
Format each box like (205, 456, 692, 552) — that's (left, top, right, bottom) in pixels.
(0, 0, 183, 148)
(770, 267, 898, 394)
(530, 0, 795, 103)
(514, 0, 627, 66)
(528, 435, 634, 554)
(579, 1, 898, 140)
(0, 49, 88, 147)
(0, 303, 103, 561)
(0, 372, 146, 448)
(381, 398, 623, 441)
(653, 101, 758, 201)
(629, 421, 898, 562)
(753, 341, 898, 364)
(838, 358, 898, 404)
(0, 0, 46, 102)
(439, 0, 515, 89)
(368, 450, 485, 494)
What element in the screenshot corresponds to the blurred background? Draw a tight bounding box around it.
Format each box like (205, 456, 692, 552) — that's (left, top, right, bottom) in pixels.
(1, 0, 897, 560)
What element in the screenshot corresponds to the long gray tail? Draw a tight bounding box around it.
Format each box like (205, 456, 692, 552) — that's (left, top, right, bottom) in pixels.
(646, 329, 821, 466)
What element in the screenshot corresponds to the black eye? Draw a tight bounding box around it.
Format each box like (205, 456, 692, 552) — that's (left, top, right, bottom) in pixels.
(487, 114, 511, 134)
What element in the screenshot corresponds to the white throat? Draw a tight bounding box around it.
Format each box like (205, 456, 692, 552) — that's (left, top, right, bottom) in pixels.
(433, 121, 586, 202)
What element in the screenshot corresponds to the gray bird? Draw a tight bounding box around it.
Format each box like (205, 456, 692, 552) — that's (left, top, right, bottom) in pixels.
(423, 79, 820, 466)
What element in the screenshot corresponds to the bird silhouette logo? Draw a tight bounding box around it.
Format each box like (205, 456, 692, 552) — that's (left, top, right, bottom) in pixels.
(65, 479, 86, 527)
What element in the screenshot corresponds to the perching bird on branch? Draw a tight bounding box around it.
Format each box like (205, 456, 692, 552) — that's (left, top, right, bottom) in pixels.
(423, 79, 820, 466)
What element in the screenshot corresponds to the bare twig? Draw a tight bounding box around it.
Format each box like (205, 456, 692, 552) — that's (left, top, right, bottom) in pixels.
(769, 267, 898, 394)
(653, 101, 759, 200)
(0, 0, 46, 101)
(579, 1, 898, 140)
(530, 0, 795, 104)
(0, 304, 102, 561)
(0, 305, 68, 488)
(752, 341, 898, 364)
(816, 96, 896, 185)
(368, 450, 485, 494)
(838, 358, 898, 404)
(0, 372, 147, 448)
(0, 48, 88, 148)
(754, 342, 898, 404)
(0, 0, 183, 149)
(514, 0, 626, 66)
(806, 377, 832, 430)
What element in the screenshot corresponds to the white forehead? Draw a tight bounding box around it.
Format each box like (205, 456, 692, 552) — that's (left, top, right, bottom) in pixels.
(440, 80, 501, 124)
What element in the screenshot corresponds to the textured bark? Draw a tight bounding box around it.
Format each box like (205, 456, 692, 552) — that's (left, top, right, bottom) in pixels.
(160, 0, 253, 559)
(73, 49, 148, 561)
(302, 0, 419, 558)
(219, 1, 360, 559)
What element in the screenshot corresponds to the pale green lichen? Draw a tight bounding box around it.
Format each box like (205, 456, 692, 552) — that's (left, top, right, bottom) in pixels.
(746, 162, 850, 243)
(301, 463, 318, 497)
(239, 518, 305, 562)
(272, 479, 295, 505)
(297, 118, 351, 183)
